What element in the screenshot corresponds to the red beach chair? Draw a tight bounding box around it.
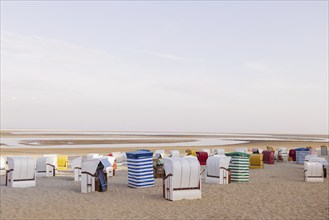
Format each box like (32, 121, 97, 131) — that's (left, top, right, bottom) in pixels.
(262, 150, 274, 164)
(196, 152, 208, 165)
(289, 149, 296, 161)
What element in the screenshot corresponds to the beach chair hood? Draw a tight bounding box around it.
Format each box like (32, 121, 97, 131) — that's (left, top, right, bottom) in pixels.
(7, 156, 35, 181)
(71, 157, 82, 169)
(163, 157, 200, 189)
(81, 158, 111, 175)
(206, 156, 231, 177)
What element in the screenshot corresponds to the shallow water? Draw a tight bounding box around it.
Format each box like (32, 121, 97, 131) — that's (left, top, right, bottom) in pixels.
(1, 131, 328, 149)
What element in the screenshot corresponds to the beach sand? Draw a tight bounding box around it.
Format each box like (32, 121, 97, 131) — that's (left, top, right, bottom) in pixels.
(1, 132, 328, 219)
(0, 158, 328, 220)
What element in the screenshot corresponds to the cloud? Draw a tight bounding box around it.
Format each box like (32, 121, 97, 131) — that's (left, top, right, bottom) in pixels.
(143, 50, 200, 62)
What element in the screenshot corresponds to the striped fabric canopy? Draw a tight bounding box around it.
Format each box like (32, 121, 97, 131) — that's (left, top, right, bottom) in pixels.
(228, 156, 250, 182)
(126, 151, 154, 188)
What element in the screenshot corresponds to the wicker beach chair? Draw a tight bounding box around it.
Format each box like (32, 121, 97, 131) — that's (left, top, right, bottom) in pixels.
(163, 157, 201, 201)
(6, 156, 36, 188)
(205, 155, 231, 184)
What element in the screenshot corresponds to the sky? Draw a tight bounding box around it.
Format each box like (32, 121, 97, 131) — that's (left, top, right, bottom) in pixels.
(1, 1, 328, 134)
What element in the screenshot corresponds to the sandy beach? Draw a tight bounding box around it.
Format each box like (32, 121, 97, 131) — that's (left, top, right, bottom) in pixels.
(1, 158, 328, 220)
(1, 131, 328, 219)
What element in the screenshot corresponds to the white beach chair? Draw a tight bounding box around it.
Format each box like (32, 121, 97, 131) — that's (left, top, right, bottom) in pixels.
(71, 157, 83, 181)
(111, 152, 124, 163)
(154, 150, 165, 159)
(36, 156, 56, 177)
(163, 157, 201, 201)
(304, 154, 318, 162)
(213, 148, 225, 155)
(304, 161, 324, 182)
(169, 150, 180, 157)
(235, 148, 247, 153)
(0, 156, 6, 175)
(43, 154, 58, 170)
(308, 157, 328, 166)
(81, 158, 111, 193)
(205, 156, 231, 184)
(87, 154, 103, 160)
(6, 156, 36, 188)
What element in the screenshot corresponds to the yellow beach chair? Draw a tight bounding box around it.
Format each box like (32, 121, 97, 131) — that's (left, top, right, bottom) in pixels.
(186, 149, 197, 157)
(250, 154, 263, 169)
(266, 146, 275, 152)
(57, 155, 68, 171)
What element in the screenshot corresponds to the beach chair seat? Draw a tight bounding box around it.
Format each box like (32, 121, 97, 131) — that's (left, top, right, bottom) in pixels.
(57, 155, 68, 171)
(6, 156, 36, 188)
(304, 162, 323, 182)
(205, 155, 231, 184)
(163, 157, 201, 201)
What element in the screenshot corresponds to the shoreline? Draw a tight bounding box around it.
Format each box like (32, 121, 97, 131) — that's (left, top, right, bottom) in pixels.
(1, 140, 328, 156)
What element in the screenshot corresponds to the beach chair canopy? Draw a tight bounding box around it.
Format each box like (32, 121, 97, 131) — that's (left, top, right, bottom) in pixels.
(126, 150, 153, 159)
(309, 157, 328, 166)
(206, 156, 231, 177)
(70, 157, 82, 169)
(126, 150, 154, 188)
(7, 156, 35, 181)
(81, 158, 111, 175)
(99, 156, 116, 167)
(295, 148, 309, 151)
(225, 152, 250, 157)
(163, 157, 200, 189)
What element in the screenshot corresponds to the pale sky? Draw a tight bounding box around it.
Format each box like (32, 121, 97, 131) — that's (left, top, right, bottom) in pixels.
(1, 1, 328, 134)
